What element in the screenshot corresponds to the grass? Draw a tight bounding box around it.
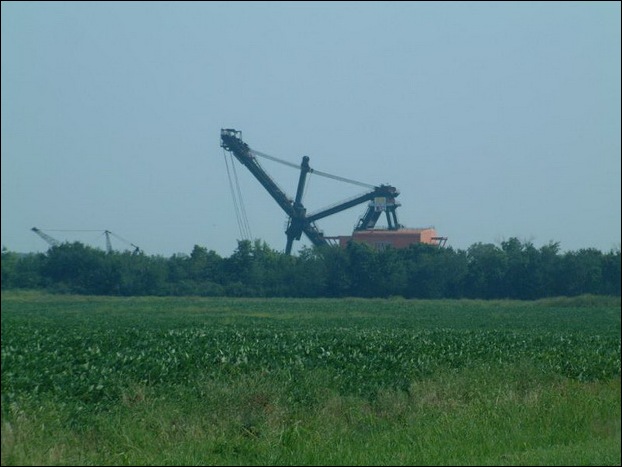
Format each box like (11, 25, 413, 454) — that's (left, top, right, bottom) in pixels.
(1, 291, 620, 465)
(3, 368, 619, 465)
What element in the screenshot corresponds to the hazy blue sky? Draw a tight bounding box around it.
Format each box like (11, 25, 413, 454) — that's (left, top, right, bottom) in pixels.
(2, 1, 620, 257)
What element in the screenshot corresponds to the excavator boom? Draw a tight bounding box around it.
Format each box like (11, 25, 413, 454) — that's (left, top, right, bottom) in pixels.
(31, 227, 61, 247)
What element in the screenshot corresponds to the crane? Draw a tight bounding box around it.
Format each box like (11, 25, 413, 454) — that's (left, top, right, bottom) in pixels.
(104, 230, 113, 254)
(105, 230, 142, 255)
(31, 228, 141, 254)
(31, 227, 61, 248)
(220, 129, 404, 254)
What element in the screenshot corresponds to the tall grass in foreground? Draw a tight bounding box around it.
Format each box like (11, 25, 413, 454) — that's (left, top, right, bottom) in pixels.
(1, 292, 620, 465)
(2, 366, 619, 466)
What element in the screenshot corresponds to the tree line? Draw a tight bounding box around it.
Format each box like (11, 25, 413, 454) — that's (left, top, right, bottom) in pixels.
(1, 238, 620, 299)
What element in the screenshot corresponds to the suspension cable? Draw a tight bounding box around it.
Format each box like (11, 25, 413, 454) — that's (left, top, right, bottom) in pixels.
(303, 170, 312, 201)
(230, 153, 253, 240)
(309, 168, 375, 189)
(107, 231, 140, 250)
(249, 149, 376, 189)
(223, 149, 248, 241)
(249, 149, 300, 170)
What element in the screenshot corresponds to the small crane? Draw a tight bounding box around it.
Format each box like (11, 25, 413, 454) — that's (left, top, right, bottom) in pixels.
(31, 227, 141, 254)
(104, 230, 113, 254)
(105, 230, 142, 255)
(31, 227, 61, 248)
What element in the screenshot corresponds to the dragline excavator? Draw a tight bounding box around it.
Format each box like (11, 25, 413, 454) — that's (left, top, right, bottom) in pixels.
(220, 129, 445, 254)
(31, 227, 142, 254)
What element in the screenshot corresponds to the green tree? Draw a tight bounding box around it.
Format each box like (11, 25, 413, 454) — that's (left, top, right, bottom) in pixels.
(291, 246, 327, 297)
(346, 241, 378, 297)
(374, 247, 408, 297)
(559, 248, 603, 296)
(500, 238, 547, 299)
(321, 244, 352, 297)
(42, 243, 111, 294)
(1, 250, 45, 289)
(187, 245, 225, 296)
(401, 244, 467, 299)
(464, 243, 508, 298)
(601, 248, 621, 296)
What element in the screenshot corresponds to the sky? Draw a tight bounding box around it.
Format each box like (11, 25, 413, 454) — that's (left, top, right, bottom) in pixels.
(2, 1, 620, 257)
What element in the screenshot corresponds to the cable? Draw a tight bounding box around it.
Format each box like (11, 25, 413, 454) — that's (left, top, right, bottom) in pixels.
(108, 231, 140, 250)
(43, 229, 103, 232)
(223, 149, 246, 240)
(309, 168, 375, 189)
(302, 171, 312, 201)
(249, 149, 300, 170)
(249, 148, 376, 189)
(230, 153, 253, 240)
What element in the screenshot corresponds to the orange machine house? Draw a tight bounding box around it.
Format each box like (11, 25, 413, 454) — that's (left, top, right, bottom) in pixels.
(331, 227, 446, 250)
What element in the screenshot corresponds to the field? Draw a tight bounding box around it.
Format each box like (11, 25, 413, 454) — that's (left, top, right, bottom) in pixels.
(1, 291, 620, 466)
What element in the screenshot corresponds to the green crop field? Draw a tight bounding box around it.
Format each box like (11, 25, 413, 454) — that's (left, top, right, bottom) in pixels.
(1, 291, 620, 465)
